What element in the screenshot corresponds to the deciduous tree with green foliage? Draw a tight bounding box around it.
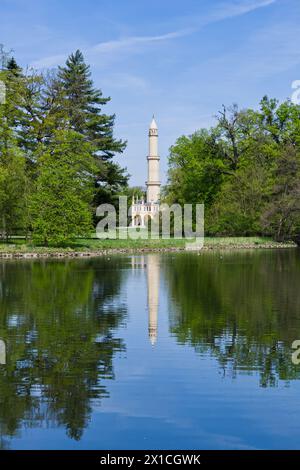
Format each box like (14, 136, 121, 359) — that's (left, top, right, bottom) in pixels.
(0, 45, 128, 245)
(29, 131, 97, 246)
(166, 129, 225, 207)
(262, 145, 300, 242)
(166, 97, 300, 240)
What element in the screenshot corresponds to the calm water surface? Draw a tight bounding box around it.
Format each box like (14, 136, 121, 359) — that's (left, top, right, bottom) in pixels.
(0, 249, 300, 449)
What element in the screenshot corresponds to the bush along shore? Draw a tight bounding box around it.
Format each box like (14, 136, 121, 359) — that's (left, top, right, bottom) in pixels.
(0, 237, 296, 259)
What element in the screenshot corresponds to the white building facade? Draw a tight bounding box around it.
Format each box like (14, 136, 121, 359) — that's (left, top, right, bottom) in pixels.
(131, 116, 160, 227)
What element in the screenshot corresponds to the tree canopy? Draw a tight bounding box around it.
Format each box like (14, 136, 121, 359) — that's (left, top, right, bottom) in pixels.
(0, 47, 128, 245)
(165, 98, 300, 241)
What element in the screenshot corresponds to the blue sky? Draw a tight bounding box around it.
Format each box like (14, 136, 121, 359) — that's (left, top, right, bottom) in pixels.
(1, 0, 300, 184)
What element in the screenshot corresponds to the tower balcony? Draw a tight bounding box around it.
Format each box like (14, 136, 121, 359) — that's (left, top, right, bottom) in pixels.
(147, 155, 160, 161)
(146, 181, 161, 186)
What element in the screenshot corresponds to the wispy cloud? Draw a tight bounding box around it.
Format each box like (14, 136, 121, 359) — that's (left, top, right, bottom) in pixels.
(31, 31, 188, 68)
(31, 0, 277, 69)
(206, 0, 277, 22)
(91, 30, 189, 54)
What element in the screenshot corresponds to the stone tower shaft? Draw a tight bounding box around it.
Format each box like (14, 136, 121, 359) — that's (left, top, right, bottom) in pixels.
(146, 116, 160, 203)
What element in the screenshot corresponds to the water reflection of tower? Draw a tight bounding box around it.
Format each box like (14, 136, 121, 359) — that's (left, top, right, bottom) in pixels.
(0, 340, 5, 365)
(147, 255, 160, 345)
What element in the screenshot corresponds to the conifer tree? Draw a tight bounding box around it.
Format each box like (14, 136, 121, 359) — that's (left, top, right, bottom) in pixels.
(6, 57, 22, 75)
(0, 100, 26, 238)
(57, 50, 128, 206)
(0, 56, 28, 239)
(57, 50, 126, 160)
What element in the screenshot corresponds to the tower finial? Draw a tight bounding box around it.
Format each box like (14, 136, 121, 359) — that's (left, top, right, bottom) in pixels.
(149, 115, 158, 130)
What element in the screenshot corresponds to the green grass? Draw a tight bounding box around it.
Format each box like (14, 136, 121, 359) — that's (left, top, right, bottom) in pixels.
(0, 236, 186, 253)
(205, 236, 277, 245)
(0, 235, 295, 254)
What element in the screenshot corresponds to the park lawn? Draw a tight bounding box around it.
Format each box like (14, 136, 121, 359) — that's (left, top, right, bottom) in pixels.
(0, 236, 295, 254)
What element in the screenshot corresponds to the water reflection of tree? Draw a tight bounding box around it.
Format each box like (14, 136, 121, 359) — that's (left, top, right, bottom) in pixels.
(164, 250, 300, 387)
(0, 258, 127, 446)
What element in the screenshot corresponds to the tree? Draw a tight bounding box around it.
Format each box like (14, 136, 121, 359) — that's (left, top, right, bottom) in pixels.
(166, 129, 225, 207)
(215, 104, 263, 171)
(259, 96, 300, 147)
(6, 57, 22, 75)
(0, 63, 27, 239)
(165, 97, 300, 238)
(262, 144, 300, 242)
(1, 57, 26, 130)
(29, 130, 97, 246)
(57, 50, 126, 158)
(57, 50, 128, 208)
(0, 146, 26, 240)
(0, 45, 128, 244)
(207, 164, 270, 236)
(0, 53, 47, 162)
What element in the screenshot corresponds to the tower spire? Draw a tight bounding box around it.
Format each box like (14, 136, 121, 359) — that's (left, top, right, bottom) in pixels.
(149, 115, 158, 132)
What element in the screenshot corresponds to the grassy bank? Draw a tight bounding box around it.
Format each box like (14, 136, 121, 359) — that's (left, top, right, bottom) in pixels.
(0, 236, 296, 258)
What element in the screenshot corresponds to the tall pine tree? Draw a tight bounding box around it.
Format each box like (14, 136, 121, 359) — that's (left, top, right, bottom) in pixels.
(57, 50, 128, 206)
(57, 50, 126, 159)
(0, 71, 26, 238)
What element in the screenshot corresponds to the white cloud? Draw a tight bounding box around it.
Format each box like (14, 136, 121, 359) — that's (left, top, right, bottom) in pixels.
(31, 0, 277, 69)
(91, 30, 189, 54)
(31, 30, 188, 68)
(209, 0, 277, 21)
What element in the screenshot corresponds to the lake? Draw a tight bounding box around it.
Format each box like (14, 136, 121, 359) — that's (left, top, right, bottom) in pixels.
(0, 249, 300, 450)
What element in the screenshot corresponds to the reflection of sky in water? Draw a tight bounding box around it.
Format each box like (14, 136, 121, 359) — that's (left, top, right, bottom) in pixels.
(1, 251, 300, 449)
(8, 314, 25, 328)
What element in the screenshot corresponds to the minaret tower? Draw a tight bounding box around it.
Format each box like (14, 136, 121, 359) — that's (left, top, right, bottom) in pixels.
(146, 116, 160, 203)
(131, 116, 160, 227)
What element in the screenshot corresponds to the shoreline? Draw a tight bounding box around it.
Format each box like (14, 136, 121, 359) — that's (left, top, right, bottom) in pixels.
(0, 241, 296, 259)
